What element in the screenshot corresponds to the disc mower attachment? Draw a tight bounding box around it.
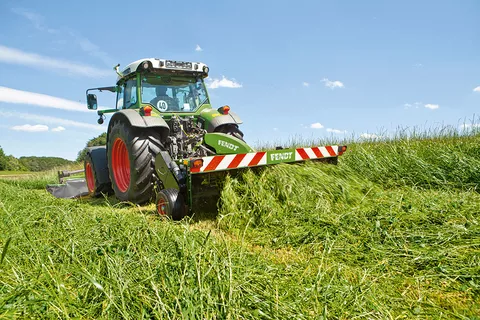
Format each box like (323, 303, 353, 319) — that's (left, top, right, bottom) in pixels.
(155, 145, 347, 219)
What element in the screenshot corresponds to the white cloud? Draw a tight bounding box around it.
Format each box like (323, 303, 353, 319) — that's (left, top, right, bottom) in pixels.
(322, 78, 344, 89)
(51, 126, 66, 132)
(206, 76, 242, 89)
(11, 124, 49, 132)
(0, 45, 111, 77)
(0, 86, 88, 112)
(310, 122, 324, 129)
(404, 102, 422, 109)
(473, 86, 480, 92)
(0, 110, 104, 131)
(11, 8, 58, 34)
(273, 128, 278, 131)
(326, 128, 347, 134)
(195, 44, 203, 52)
(360, 133, 380, 139)
(424, 103, 439, 110)
(302, 82, 310, 87)
(413, 63, 423, 67)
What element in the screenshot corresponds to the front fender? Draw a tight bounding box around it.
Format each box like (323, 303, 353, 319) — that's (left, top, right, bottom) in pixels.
(201, 110, 243, 133)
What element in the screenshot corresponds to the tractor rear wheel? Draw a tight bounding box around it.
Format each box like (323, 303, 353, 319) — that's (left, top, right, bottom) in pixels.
(107, 120, 163, 203)
(84, 153, 112, 197)
(156, 188, 186, 220)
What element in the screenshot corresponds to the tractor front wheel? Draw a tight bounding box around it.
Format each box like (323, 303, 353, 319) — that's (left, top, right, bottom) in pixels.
(156, 188, 186, 220)
(107, 120, 162, 203)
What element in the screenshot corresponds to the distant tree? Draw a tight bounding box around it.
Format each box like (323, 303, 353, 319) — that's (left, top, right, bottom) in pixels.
(76, 132, 108, 162)
(5, 155, 27, 171)
(19, 157, 74, 172)
(0, 146, 7, 171)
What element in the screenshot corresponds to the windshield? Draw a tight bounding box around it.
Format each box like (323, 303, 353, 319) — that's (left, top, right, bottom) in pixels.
(141, 76, 209, 112)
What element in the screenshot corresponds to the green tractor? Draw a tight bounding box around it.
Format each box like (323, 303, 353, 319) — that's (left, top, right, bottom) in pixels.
(84, 58, 346, 219)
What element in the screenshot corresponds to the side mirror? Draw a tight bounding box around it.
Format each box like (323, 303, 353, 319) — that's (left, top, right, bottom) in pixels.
(87, 94, 98, 110)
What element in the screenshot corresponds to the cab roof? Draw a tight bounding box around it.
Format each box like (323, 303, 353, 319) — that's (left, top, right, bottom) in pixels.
(117, 58, 209, 82)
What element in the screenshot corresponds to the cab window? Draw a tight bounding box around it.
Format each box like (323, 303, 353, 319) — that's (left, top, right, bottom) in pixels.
(116, 86, 124, 109)
(124, 79, 137, 108)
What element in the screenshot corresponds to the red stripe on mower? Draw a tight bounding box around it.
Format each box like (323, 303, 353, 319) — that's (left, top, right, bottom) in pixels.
(228, 153, 246, 169)
(296, 148, 309, 160)
(248, 152, 266, 167)
(311, 147, 323, 158)
(325, 146, 337, 157)
(204, 155, 225, 172)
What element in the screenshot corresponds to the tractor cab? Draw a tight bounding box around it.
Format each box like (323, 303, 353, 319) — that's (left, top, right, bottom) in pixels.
(86, 58, 211, 116)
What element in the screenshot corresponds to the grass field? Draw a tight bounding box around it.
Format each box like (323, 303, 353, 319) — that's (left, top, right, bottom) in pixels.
(0, 132, 479, 319)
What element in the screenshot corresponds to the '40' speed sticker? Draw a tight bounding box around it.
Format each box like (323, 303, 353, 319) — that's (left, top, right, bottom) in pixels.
(156, 100, 168, 111)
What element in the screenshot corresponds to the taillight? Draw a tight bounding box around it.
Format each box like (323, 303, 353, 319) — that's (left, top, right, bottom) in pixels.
(191, 158, 204, 169)
(338, 145, 347, 155)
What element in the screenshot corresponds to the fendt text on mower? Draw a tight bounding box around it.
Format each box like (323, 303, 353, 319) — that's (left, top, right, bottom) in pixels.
(83, 58, 347, 219)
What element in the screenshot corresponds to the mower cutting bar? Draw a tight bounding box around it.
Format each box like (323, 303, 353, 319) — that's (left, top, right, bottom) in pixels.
(190, 145, 343, 174)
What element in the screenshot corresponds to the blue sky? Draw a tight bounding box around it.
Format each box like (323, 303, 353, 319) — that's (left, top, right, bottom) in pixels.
(0, 0, 479, 160)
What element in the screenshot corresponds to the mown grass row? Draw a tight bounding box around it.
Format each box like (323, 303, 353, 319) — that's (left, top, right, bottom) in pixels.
(1, 132, 480, 318)
(1, 183, 315, 319)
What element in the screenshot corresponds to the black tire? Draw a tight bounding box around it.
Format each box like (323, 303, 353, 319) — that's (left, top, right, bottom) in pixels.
(156, 188, 186, 220)
(107, 120, 163, 203)
(84, 153, 112, 197)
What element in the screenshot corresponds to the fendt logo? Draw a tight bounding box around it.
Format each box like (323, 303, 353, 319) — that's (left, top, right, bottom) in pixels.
(218, 140, 239, 151)
(270, 152, 293, 161)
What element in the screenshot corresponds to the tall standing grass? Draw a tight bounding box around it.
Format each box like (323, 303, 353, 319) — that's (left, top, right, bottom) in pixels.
(218, 131, 480, 318)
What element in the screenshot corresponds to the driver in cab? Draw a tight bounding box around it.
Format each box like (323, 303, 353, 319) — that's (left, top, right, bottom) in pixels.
(150, 86, 178, 111)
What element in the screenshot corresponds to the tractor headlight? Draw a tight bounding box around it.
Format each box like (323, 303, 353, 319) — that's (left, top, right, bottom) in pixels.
(203, 66, 209, 74)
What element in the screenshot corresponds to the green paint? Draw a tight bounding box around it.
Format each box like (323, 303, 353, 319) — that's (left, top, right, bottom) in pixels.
(199, 108, 223, 123)
(154, 153, 179, 190)
(203, 133, 254, 154)
(266, 149, 297, 165)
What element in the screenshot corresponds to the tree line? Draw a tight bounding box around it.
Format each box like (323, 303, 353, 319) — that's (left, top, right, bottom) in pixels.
(0, 146, 75, 171)
(0, 133, 107, 172)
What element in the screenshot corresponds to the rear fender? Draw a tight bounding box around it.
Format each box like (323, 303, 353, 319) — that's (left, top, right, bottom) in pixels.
(108, 109, 170, 141)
